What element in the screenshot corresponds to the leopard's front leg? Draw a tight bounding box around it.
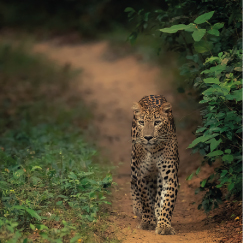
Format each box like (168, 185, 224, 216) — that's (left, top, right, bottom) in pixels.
(155, 160, 179, 235)
(138, 174, 157, 230)
(131, 146, 142, 218)
(131, 171, 142, 218)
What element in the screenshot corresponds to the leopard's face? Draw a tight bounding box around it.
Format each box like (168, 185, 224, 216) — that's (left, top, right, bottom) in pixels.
(132, 102, 173, 147)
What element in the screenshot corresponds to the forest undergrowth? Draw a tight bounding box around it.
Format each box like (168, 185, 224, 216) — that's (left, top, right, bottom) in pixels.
(0, 40, 117, 243)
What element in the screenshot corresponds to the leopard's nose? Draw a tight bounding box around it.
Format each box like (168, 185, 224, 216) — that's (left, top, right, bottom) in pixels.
(144, 136, 153, 141)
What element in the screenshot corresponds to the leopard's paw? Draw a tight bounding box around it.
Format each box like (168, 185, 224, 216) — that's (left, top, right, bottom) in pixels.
(155, 225, 176, 235)
(133, 207, 142, 219)
(138, 220, 156, 230)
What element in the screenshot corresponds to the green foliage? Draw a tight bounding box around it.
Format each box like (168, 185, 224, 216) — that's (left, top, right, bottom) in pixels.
(126, 0, 242, 212)
(188, 47, 242, 211)
(0, 41, 115, 242)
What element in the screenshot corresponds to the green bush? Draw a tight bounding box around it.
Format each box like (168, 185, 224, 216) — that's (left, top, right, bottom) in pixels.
(186, 47, 242, 212)
(125, 1, 242, 212)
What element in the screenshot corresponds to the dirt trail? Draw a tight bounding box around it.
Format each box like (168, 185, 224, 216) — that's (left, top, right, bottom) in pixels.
(34, 40, 222, 242)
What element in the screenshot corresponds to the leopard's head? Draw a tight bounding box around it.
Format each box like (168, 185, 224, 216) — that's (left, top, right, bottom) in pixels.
(132, 102, 174, 146)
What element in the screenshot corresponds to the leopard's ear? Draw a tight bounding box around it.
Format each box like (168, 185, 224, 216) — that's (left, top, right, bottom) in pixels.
(132, 102, 142, 114)
(161, 102, 172, 114)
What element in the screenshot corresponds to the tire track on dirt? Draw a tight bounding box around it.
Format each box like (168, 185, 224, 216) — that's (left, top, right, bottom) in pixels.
(34, 40, 221, 243)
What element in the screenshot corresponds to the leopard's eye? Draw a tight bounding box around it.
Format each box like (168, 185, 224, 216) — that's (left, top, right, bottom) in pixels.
(138, 121, 144, 126)
(154, 121, 161, 126)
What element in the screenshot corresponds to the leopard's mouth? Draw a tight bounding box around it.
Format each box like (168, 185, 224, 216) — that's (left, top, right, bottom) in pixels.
(143, 140, 156, 146)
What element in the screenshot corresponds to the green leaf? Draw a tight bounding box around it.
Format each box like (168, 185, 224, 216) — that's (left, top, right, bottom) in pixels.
(26, 208, 42, 221)
(186, 172, 194, 180)
(207, 150, 223, 157)
(82, 205, 90, 213)
(205, 56, 219, 64)
(225, 149, 231, 154)
(203, 78, 220, 84)
(225, 89, 242, 101)
(103, 201, 112, 205)
(89, 191, 96, 199)
(194, 40, 213, 53)
(201, 179, 207, 187)
(78, 171, 94, 177)
(31, 166, 42, 172)
(128, 32, 138, 45)
(228, 183, 234, 191)
(196, 167, 201, 175)
(202, 85, 228, 96)
(159, 24, 187, 33)
(222, 154, 234, 162)
(137, 9, 144, 15)
(57, 195, 68, 199)
(220, 170, 228, 178)
(194, 11, 214, 24)
(199, 99, 208, 104)
(184, 23, 197, 32)
(6, 225, 14, 233)
(144, 12, 150, 21)
(201, 64, 227, 75)
(36, 224, 48, 230)
(207, 29, 220, 36)
(124, 7, 135, 13)
(30, 223, 35, 230)
(56, 201, 63, 206)
(12, 205, 25, 210)
(196, 127, 206, 133)
(218, 52, 223, 58)
(10, 222, 18, 228)
(209, 138, 222, 152)
(188, 134, 218, 148)
(39, 233, 48, 239)
(212, 23, 224, 29)
(68, 172, 77, 180)
(192, 29, 206, 41)
(215, 184, 223, 188)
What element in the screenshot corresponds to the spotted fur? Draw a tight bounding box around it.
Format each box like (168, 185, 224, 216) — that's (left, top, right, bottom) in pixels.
(131, 95, 179, 235)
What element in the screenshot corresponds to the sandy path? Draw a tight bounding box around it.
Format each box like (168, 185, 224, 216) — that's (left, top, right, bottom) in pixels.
(34, 41, 221, 242)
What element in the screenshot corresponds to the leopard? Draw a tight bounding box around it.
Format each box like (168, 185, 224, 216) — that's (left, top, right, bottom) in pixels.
(130, 94, 179, 235)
